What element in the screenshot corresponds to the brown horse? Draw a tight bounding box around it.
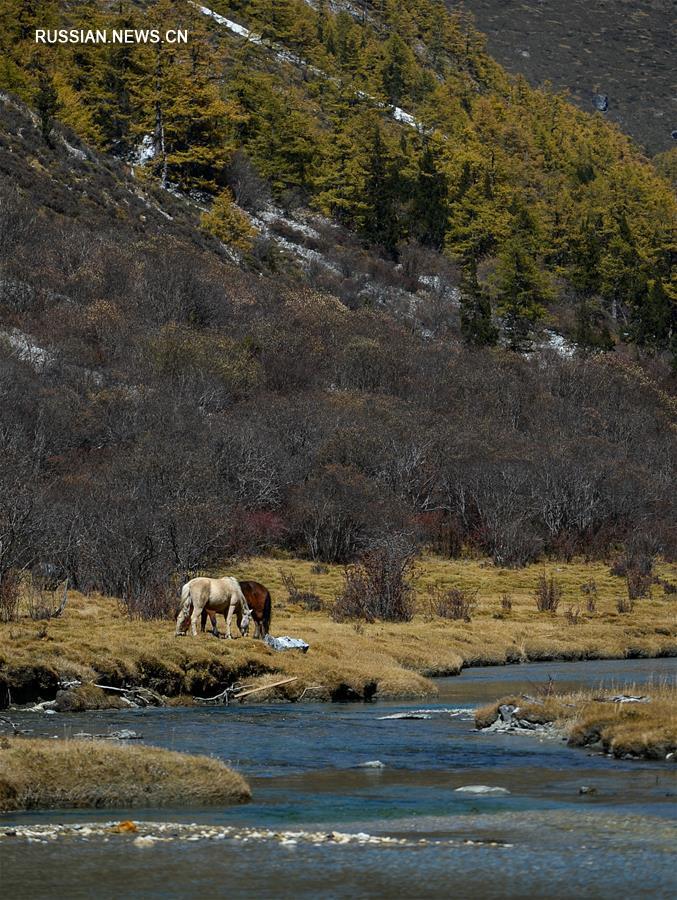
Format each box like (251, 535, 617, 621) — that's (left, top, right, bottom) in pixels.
(201, 579, 272, 639)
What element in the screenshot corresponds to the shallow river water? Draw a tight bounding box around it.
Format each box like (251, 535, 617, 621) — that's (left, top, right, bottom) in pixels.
(1, 658, 675, 898)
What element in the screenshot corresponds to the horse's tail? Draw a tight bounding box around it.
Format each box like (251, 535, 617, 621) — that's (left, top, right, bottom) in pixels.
(262, 590, 272, 636)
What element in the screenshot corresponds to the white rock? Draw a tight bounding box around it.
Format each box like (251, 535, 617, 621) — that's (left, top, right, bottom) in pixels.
(454, 785, 510, 795)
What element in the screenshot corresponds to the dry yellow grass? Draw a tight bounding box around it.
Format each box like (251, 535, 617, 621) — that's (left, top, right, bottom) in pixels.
(0, 556, 675, 706)
(475, 681, 677, 760)
(0, 737, 251, 812)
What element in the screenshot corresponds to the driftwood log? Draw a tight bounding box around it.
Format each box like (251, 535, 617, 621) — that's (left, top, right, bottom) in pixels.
(194, 676, 298, 705)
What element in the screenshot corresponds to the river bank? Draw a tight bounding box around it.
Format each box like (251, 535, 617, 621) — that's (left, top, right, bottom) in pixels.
(475, 682, 677, 760)
(1, 557, 675, 709)
(1, 659, 675, 899)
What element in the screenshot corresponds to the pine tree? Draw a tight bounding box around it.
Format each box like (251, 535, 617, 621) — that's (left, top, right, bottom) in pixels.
(460, 262, 498, 347)
(628, 278, 674, 355)
(411, 137, 448, 250)
(35, 70, 59, 145)
(493, 236, 550, 350)
(380, 34, 417, 105)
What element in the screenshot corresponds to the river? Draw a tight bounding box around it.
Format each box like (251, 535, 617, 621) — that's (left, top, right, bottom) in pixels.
(1, 658, 675, 898)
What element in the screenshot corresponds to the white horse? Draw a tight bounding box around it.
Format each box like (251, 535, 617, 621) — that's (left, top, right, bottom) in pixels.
(175, 576, 251, 639)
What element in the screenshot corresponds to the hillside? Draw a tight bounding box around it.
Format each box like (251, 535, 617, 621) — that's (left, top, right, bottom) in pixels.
(458, 0, 677, 156)
(0, 0, 675, 607)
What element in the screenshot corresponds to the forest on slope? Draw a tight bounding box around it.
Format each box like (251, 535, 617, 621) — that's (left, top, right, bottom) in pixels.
(0, 1, 675, 607)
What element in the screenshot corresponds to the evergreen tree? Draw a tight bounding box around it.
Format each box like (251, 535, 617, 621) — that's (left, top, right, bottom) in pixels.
(411, 138, 448, 249)
(493, 236, 550, 350)
(35, 69, 58, 145)
(460, 262, 498, 347)
(380, 34, 417, 105)
(628, 278, 675, 355)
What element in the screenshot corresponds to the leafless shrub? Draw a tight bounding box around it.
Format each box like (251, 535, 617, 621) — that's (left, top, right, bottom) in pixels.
(26, 577, 68, 621)
(610, 545, 655, 579)
(120, 580, 177, 621)
(658, 578, 676, 596)
(281, 572, 322, 611)
(332, 537, 416, 623)
(500, 593, 513, 613)
(535, 572, 562, 613)
(626, 570, 652, 600)
(428, 583, 478, 622)
(616, 595, 634, 614)
(310, 562, 329, 575)
(581, 578, 597, 613)
(0, 572, 20, 623)
(564, 604, 581, 625)
(225, 151, 271, 213)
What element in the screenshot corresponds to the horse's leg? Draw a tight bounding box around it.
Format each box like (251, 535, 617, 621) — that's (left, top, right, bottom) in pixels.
(225, 598, 235, 639)
(190, 591, 206, 637)
(201, 609, 219, 636)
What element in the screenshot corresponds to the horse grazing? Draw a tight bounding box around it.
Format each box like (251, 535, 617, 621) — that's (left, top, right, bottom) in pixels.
(201, 580, 272, 639)
(175, 576, 251, 639)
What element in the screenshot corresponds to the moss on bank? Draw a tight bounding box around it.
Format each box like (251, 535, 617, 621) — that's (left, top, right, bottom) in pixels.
(0, 738, 251, 812)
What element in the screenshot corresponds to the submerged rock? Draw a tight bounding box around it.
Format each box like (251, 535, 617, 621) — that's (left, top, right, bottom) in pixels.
(377, 712, 432, 720)
(455, 785, 510, 795)
(356, 760, 385, 768)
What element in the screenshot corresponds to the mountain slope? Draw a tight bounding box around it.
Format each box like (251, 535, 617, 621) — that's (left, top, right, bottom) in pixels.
(0, 0, 675, 358)
(457, 0, 677, 155)
(0, 2, 675, 601)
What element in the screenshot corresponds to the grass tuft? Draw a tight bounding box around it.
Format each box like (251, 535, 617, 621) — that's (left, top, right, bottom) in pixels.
(0, 738, 251, 811)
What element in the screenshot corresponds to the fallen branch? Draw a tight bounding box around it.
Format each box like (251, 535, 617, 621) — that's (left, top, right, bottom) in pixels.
(194, 677, 298, 705)
(194, 682, 245, 704)
(93, 683, 165, 707)
(233, 677, 298, 701)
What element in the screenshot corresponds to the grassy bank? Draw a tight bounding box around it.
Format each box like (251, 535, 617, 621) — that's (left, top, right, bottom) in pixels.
(0, 738, 251, 812)
(1, 556, 675, 707)
(475, 682, 677, 760)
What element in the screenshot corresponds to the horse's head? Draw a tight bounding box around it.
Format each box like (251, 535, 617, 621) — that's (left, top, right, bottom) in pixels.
(241, 611, 251, 636)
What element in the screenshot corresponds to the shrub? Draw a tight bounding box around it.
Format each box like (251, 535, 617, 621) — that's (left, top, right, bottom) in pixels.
(26, 577, 68, 621)
(500, 593, 513, 613)
(564, 604, 581, 625)
(332, 537, 416, 623)
(0, 572, 20, 623)
(658, 578, 676, 596)
(310, 562, 329, 575)
(581, 578, 597, 613)
(281, 572, 322, 611)
(610, 546, 655, 579)
(616, 595, 635, 614)
(429, 583, 478, 622)
(626, 570, 652, 600)
(120, 581, 177, 621)
(535, 572, 562, 612)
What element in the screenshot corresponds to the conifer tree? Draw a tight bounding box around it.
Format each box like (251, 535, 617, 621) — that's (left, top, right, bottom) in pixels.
(411, 138, 449, 250)
(35, 70, 59, 145)
(493, 236, 550, 350)
(460, 262, 498, 347)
